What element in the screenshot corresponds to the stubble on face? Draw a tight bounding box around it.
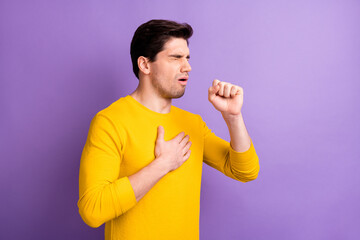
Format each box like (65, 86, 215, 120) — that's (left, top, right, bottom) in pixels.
(149, 38, 190, 99)
(152, 75, 186, 99)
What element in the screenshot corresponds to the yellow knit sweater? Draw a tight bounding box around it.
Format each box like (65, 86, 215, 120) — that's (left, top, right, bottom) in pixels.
(78, 95, 259, 240)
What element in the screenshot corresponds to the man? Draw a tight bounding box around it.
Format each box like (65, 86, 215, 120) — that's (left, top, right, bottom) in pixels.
(78, 19, 260, 240)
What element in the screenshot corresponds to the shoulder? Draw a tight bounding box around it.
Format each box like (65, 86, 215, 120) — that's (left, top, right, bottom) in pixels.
(90, 96, 131, 131)
(92, 96, 136, 127)
(97, 96, 129, 117)
(87, 97, 131, 143)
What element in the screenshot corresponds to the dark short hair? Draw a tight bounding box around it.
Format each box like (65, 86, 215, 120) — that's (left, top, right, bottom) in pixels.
(130, 19, 193, 79)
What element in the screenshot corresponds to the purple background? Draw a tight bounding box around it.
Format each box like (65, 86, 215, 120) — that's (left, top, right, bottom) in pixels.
(1, 0, 359, 239)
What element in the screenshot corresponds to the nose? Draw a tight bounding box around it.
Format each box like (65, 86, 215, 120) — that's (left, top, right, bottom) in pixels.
(181, 59, 192, 73)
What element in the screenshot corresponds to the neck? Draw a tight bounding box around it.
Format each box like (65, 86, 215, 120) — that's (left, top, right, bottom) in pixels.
(130, 82, 172, 114)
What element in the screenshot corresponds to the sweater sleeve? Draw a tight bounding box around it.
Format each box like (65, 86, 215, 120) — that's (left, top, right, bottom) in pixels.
(77, 113, 137, 228)
(201, 116, 260, 182)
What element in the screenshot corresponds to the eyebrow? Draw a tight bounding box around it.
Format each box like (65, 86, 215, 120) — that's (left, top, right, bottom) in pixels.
(169, 54, 190, 59)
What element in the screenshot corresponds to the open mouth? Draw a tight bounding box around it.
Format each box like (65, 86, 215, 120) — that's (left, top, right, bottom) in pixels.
(178, 78, 188, 86)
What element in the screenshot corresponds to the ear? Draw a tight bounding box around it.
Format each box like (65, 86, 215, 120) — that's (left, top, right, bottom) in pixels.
(138, 56, 151, 75)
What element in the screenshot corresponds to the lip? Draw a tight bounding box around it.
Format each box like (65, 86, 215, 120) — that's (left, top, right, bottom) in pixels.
(178, 76, 188, 80)
(178, 79, 188, 86)
(178, 76, 188, 86)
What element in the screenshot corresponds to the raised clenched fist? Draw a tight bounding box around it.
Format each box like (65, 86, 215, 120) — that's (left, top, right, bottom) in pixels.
(208, 79, 244, 116)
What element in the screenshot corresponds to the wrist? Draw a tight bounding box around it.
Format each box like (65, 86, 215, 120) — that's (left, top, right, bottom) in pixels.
(222, 112, 243, 124)
(152, 156, 170, 176)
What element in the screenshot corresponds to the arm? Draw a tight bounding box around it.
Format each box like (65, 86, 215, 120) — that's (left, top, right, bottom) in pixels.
(78, 114, 135, 228)
(205, 79, 259, 181)
(208, 79, 251, 152)
(78, 116, 190, 228)
(129, 126, 192, 202)
(222, 112, 251, 153)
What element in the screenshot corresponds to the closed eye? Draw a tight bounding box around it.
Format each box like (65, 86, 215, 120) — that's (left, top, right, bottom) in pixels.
(169, 54, 190, 60)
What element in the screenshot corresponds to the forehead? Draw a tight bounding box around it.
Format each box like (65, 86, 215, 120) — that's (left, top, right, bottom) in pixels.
(161, 37, 189, 54)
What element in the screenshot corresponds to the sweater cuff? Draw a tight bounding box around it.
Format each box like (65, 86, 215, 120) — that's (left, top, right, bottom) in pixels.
(113, 177, 137, 215)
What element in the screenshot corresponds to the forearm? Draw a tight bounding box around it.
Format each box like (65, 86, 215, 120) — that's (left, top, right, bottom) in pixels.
(222, 112, 251, 152)
(128, 157, 169, 202)
(221, 112, 259, 182)
(207, 80, 259, 181)
(202, 114, 259, 182)
(79, 146, 192, 227)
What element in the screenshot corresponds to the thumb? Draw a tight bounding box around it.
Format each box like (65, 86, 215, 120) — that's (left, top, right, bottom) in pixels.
(209, 79, 220, 95)
(156, 125, 165, 142)
(208, 85, 219, 95)
(208, 85, 219, 101)
(212, 79, 220, 87)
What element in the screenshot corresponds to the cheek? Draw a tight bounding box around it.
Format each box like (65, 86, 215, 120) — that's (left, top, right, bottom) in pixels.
(161, 65, 177, 78)
(152, 62, 179, 79)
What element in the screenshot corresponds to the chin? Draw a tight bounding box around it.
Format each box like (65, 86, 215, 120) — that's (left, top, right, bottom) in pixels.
(171, 90, 186, 99)
(157, 87, 186, 99)
(162, 91, 185, 99)
(173, 92, 185, 99)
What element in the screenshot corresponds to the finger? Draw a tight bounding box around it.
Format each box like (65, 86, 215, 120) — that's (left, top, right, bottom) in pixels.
(183, 140, 192, 154)
(231, 86, 243, 96)
(173, 131, 185, 142)
(179, 134, 190, 146)
(208, 85, 220, 96)
(223, 84, 231, 97)
(208, 85, 220, 103)
(183, 149, 191, 161)
(236, 87, 243, 96)
(156, 126, 164, 142)
(212, 79, 220, 87)
(218, 82, 225, 96)
(230, 86, 237, 97)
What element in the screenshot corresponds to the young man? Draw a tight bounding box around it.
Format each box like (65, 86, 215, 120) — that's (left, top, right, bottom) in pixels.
(78, 19, 260, 240)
